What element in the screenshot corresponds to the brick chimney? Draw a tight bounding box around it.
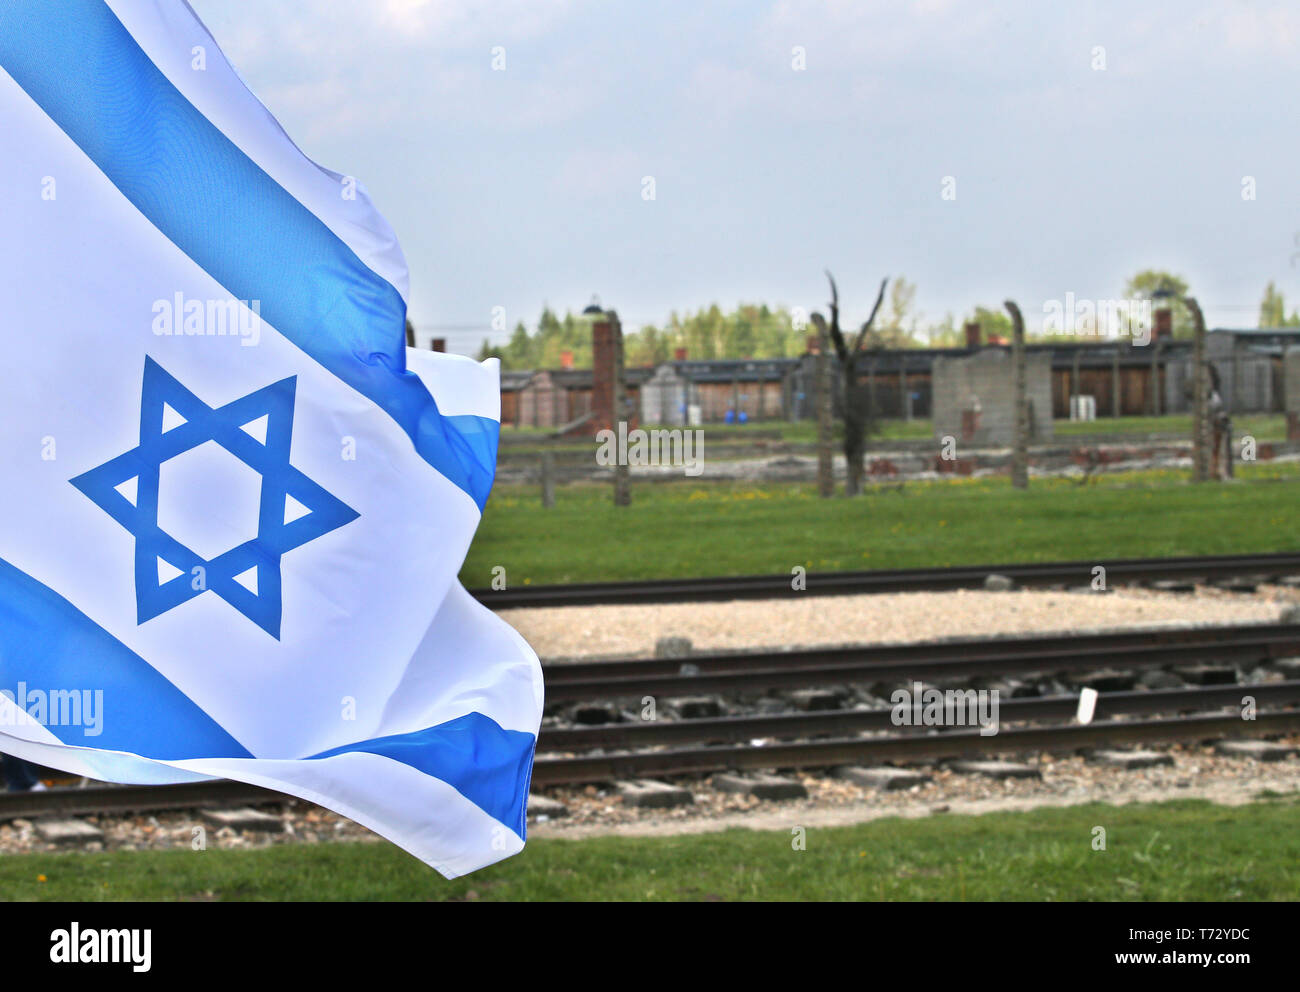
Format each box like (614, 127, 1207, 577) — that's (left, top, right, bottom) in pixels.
(430, 337, 446, 353)
(964, 321, 981, 349)
(674, 347, 687, 361)
(590, 318, 615, 434)
(1153, 309, 1172, 340)
(560, 349, 574, 369)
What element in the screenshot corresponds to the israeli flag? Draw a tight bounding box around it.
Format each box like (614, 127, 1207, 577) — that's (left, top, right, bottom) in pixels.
(0, 1, 542, 877)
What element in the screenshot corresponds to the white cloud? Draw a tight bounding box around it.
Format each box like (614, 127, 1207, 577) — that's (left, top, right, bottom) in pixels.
(758, 0, 1000, 71)
(369, 0, 585, 45)
(1219, 3, 1300, 56)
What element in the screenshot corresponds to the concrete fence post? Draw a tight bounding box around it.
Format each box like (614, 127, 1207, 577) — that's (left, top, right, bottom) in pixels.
(1006, 300, 1028, 489)
(541, 450, 555, 508)
(611, 313, 631, 506)
(1188, 298, 1209, 483)
(1112, 349, 1121, 418)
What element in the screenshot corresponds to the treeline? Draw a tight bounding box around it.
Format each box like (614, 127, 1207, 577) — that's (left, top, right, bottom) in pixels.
(473, 274, 1300, 371)
(476, 309, 597, 370)
(1260, 281, 1300, 328)
(475, 301, 988, 370)
(476, 278, 958, 370)
(476, 304, 813, 370)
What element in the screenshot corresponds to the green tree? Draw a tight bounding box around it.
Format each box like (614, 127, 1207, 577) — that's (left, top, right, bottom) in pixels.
(925, 312, 960, 347)
(492, 302, 813, 369)
(1258, 281, 1300, 327)
(875, 276, 921, 348)
(625, 325, 672, 366)
(1123, 269, 1192, 337)
(970, 305, 1013, 341)
(502, 321, 535, 369)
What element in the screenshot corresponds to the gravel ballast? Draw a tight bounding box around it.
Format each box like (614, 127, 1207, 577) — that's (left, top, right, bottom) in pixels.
(530, 741, 1300, 839)
(498, 585, 1294, 661)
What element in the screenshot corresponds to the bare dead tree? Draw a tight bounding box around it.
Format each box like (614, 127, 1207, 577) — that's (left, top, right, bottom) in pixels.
(810, 272, 888, 496)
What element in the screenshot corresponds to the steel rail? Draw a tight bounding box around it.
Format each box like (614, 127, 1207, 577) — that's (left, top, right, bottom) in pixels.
(538, 681, 1300, 751)
(542, 622, 1300, 683)
(544, 627, 1300, 702)
(0, 779, 281, 822)
(1, 687, 1295, 817)
(530, 710, 1300, 785)
(472, 551, 1300, 609)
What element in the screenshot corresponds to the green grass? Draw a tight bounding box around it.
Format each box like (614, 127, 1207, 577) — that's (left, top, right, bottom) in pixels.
(724, 414, 1283, 443)
(462, 463, 1300, 586)
(498, 418, 936, 448)
(1054, 413, 1285, 440)
(3, 799, 1296, 900)
(498, 414, 1287, 448)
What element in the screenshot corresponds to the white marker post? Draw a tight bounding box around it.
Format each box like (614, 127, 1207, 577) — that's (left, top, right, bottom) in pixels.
(1076, 687, 1099, 725)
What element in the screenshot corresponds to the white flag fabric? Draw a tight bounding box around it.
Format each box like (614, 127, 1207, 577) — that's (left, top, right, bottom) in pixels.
(0, 0, 542, 878)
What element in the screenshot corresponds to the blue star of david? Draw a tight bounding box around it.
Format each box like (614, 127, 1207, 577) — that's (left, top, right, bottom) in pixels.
(70, 357, 359, 639)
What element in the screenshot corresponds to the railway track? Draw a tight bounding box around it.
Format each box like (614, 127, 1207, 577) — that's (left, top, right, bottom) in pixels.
(3, 687, 1293, 819)
(531, 709, 1300, 786)
(538, 682, 1300, 752)
(529, 621, 1300, 784)
(3, 622, 1298, 821)
(0, 779, 281, 821)
(471, 550, 1300, 608)
(542, 622, 1300, 701)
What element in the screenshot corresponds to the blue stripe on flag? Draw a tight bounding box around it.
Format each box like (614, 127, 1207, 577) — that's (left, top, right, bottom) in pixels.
(0, 555, 534, 832)
(0, 0, 498, 509)
(310, 713, 535, 838)
(0, 558, 252, 761)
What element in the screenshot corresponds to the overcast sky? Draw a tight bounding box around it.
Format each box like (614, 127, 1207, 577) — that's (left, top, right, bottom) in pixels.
(190, 0, 1300, 352)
